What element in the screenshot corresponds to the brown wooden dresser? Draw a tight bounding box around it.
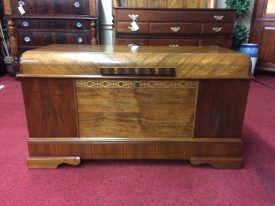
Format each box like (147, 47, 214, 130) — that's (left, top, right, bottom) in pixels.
(3, 0, 98, 72)
(113, 7, 236, 48)
(18, 45, 251, 169)
(250, 0, 275, 72)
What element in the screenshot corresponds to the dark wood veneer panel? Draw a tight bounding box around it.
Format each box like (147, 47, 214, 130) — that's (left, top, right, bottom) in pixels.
(21, 78, 78, 137)
(28, 141, 242, 159)
(194, 80, 250, 138)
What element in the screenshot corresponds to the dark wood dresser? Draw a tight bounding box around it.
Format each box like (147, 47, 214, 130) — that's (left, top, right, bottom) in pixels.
(113, 7, 235, 48)
(250, 0, 275, 72)
(18, 45, 251, 169)
(3, 0, 98, 72)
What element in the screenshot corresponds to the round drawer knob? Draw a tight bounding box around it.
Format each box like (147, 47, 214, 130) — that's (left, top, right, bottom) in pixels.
(24, 36, 31, 43)
(74, 1, 80, 8)
(76, 22, 82, 28)
(18, 1, 25, 6)
(22, 21, 29, 27)
(77, 37, 83, 43)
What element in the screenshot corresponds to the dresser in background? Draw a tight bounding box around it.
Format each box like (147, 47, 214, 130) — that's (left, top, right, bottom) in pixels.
(3, 0, 98, 73)
(250, 0, 275, 72)
(112, 0, 235, 48)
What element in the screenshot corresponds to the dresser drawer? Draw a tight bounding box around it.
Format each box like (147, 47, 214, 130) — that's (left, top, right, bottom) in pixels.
(116, 9, 235, 23)
(15, 19, 92, 30)
(10, 0, 89, 15)
(148, 39, 200, 46)
(200, 39, 232, 48)
(116, 22, 149, 34)
(17, 31, 91, 46)
(116, 38, 148, 46)
(150, 23, 201, 34)
(202, 23, 234, 34)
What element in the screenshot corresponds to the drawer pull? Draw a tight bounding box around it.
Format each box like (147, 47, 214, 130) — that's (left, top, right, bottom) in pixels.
(169, 44, 179, 47)
(212, 27, 222, 32)
(214, 15, 224, 21)
(77, 37, 83, 43)
(24, 36, 31, 43)
(170, 27, 181, 33)
(128, 14, 138, 21)
(76, 22, 82, 28)
(18, 1, 25, 6)
(74, 1, 80, 8)
(22, 21, 29, 27)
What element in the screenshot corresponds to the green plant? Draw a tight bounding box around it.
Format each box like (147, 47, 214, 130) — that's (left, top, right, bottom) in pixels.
(225, 0, 251, 49)
(232, 23, 249, 49)
(225, 0, 251, 17)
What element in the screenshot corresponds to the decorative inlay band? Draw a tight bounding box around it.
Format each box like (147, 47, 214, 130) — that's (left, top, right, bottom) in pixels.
(76, 80, 198, 88)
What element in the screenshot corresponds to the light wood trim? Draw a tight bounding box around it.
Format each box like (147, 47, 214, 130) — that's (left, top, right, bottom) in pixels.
(89, 0, 96, 16)
(3, 0, 11, 15)
(27, 157, 81, 169)
(28, 137, 243, 143)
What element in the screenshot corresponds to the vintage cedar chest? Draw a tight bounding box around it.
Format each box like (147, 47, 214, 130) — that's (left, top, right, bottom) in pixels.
(18, 44, 251, 169)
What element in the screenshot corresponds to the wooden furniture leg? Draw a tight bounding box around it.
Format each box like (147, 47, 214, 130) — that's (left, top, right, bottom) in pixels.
(27, 157, 81, 169)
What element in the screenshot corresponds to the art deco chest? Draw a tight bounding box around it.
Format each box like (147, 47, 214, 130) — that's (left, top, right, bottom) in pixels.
(18, 45, 251, 169)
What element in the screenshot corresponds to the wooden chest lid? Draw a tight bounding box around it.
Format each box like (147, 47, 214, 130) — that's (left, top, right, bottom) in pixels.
(19, 44, 251, 79)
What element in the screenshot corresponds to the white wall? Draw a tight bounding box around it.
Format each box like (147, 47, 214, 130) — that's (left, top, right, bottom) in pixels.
(99, 0, 255, 45)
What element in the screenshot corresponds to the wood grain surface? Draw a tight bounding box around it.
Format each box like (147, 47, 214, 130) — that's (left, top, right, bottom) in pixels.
(3, 0, 11, 15)
(76, 80, 198, 138)
(119, 0, 207, 8)
(19, 45, 251, 78)
(89, 0, 96, 16)
(21, 78, 78, 137)
(194, 80, 250, 138)
(27, 137, 243, 168)
(19, 44, 250, 169)
(27, 157, 81, 169)
(28, 139, 242, 160)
